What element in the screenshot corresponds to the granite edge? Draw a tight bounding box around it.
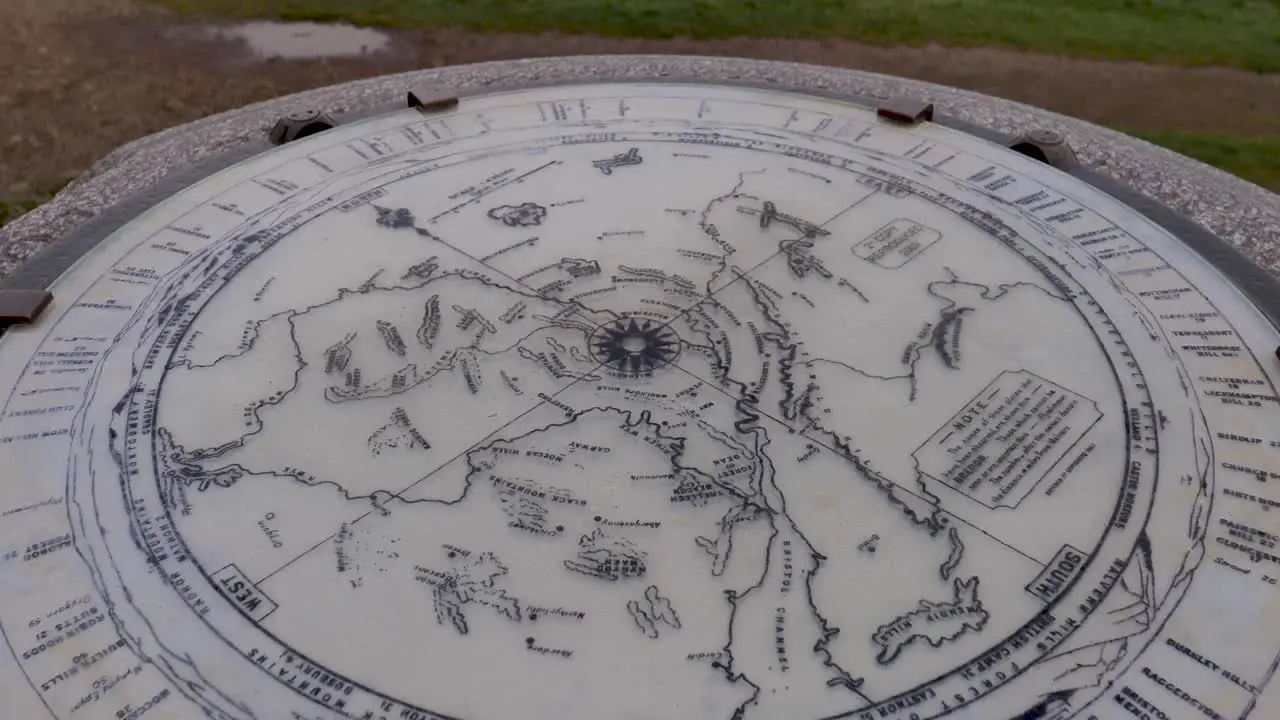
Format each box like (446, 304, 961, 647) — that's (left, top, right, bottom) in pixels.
(2, 54, 1276, 280)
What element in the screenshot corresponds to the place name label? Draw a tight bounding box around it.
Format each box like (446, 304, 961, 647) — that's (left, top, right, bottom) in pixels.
(1025, 544, 1086, 603)
(853, 218, 941, 268)
(915, 371, 1101, 509)
(213, 564, 278, 621)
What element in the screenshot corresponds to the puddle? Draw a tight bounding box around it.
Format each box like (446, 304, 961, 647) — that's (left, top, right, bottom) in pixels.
(210, 21, 391, 60)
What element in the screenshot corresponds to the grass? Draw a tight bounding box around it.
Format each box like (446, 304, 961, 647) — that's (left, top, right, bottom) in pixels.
(154, 0, 1280, 72)
(0, 180, 71, 230)
(0, 196, 49, 229)
(1131, 131, 1280, 191)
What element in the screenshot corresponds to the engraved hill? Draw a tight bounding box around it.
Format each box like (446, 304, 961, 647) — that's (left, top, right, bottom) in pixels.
(161, 270, 603, 499)
(322, 404, 775, 719)
(871, 576, 989, 664)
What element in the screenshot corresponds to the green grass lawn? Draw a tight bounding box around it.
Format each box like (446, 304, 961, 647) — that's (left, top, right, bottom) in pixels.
(1131, 131, 1280, 191)
(0, 197, 47, 229)
(2, 0, 1277, 231)
(146, 0, 1280, 190)
(0, 179, 72, 230)
(156, 0, 1280, 72)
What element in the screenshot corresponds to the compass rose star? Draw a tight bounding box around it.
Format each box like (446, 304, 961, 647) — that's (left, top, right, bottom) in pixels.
(590, 318, 681, 374)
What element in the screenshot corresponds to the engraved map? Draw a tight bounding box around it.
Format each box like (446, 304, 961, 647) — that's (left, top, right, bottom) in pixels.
(1, 83, 1280, 720)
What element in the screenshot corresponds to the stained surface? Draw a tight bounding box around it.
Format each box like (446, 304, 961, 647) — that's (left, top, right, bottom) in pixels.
(1, 83, 1279, 720)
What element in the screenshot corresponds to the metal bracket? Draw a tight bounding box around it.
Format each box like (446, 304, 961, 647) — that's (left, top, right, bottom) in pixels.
(408, 86, 460, 114)
(0, 290, 53, 332)
(268, 110, 339, 146)
(876, 98, 935, 126)
(1008, 129, 1079, 170)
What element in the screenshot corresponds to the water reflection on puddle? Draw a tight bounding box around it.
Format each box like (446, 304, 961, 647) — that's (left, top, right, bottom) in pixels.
(211, 21, 391, 59)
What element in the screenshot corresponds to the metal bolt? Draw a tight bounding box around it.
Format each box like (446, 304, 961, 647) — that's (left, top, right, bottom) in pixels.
(1009, 129, 1078, 170)
(0, 289, 53, 335)
(268, 110, 338, 146)
(407, 85, 460, 114)
(1027, 129, 1064, 146)
(876, 97, 935, 126)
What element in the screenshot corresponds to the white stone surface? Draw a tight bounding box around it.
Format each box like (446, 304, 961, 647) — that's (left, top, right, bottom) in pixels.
(0, 80, 1278, 720)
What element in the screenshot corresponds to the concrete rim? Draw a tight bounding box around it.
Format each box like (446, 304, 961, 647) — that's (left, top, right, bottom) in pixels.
(1, 54, 1276, 281)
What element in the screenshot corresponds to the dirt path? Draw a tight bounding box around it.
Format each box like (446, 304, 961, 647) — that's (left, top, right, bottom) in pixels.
(3, 0, 1279, 206)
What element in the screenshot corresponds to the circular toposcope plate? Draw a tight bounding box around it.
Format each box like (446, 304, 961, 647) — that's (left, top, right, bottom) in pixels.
(1, 80, 1279, 720)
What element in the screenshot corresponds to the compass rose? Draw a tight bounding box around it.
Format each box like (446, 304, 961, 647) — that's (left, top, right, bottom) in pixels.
(589, 317, 681, 374)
